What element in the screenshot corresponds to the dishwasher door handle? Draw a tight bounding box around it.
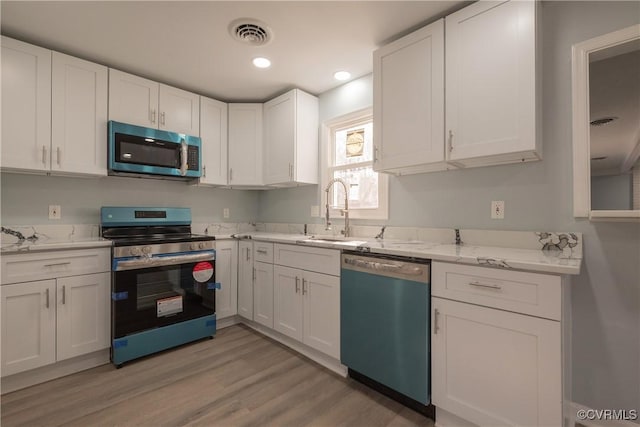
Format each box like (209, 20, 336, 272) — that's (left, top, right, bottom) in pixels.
(343, 256, 427, 279)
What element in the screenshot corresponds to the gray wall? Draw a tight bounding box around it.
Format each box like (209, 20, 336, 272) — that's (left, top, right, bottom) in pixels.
(258, 1, 640, 413)
(591, 173, 633, 210)
(0, 173, 259, 225)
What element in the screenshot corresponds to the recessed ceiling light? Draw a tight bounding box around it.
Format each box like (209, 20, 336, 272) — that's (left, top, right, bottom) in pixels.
(253, 57, 271, 68)
(334, 71, 351, 81)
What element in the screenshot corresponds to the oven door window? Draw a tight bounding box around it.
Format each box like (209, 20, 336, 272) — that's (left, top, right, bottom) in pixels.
(113, 261, 215, 338)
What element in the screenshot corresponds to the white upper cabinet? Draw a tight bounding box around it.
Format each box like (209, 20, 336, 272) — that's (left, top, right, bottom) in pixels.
(228, 103, 264, 187)
(445, 0, 540, 166)
(373, 19, 446, 175)
(51, 52, 108, 176)
(199, 96, 228, 186)
(109, 69, 200, 136)
(1, 37, 52, 173)
(158, 83, 200, 136)
(263, 89, 319, 186)
(108, 69, 158, 129)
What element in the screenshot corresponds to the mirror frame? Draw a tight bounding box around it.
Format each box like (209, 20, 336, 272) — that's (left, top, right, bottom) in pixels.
(572, 24, 640, 220)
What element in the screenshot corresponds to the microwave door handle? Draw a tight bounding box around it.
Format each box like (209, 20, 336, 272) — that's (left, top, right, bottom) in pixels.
(179, 139, 188, 176)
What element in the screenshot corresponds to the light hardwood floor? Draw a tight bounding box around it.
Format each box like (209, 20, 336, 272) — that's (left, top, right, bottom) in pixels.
(1, 324, 434, 427)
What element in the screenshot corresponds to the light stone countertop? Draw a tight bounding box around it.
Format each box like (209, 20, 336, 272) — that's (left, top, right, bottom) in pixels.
(0, 236, 112, 254)
(230, 232, 582, 275)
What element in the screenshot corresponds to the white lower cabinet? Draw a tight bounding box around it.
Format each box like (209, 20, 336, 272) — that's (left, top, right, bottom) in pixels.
(273, 265, 304, 341)
(253, 261, 274, 328)
(1, 272, 110, 376)
(273, 244, 340, 359)
(431, 262, 563, 427)
(237, 240, 254, 319)
(214, 240, 238, 319)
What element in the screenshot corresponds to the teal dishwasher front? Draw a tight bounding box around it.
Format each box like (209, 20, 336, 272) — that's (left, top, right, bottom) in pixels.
(341, 251, 430, 407)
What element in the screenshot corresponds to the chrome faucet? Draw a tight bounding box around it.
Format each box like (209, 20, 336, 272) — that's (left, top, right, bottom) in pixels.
(324, 178, 350, 237)
(455, 228, 463, 245)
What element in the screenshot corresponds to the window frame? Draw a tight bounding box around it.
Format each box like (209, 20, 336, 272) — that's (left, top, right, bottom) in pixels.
(320, 108, 389, 221)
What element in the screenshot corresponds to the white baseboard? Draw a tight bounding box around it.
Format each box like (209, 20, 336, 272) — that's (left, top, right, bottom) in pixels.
(1, 349, 110, 394)
(216, 314, 241, 330)
(567, 402, 639, 427)
(239, 318, 348, 378)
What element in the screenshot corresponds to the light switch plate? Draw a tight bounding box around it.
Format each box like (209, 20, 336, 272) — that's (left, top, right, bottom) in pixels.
(223, 208, 230, 219)
(491, 201, 504, 219)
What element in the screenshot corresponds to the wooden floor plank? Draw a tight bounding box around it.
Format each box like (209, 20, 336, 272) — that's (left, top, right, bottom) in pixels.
(1, 324, 434, 427)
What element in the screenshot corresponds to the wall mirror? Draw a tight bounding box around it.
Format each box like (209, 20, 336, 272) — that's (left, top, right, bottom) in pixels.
(572, 24, 640, 220)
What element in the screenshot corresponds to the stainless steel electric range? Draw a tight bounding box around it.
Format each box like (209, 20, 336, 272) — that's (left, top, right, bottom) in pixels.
(101, 207, 218, 367)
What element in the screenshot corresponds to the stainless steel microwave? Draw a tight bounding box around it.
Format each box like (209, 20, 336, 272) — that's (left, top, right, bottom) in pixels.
(108, 121, 202, 179)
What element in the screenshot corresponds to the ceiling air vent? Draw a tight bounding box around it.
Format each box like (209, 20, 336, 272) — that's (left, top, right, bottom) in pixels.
(229, 19, 273, 46)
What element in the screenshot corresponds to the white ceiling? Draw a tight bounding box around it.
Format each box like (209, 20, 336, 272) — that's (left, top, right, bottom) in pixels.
(0, 1, 468, 102)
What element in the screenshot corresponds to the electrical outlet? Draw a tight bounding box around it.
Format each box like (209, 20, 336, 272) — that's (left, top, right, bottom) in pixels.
(223, 208, 230, 219)
(491, 201, 505, 219)
(49, 205, 61, 220)
(310, 205, 320, 217)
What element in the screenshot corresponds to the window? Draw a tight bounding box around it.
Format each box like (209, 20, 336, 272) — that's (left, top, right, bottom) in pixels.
(322, 108, 388, 220)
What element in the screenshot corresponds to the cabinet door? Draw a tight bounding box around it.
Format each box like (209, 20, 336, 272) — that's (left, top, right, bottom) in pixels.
(237, 241, 254, 319)
(264, 91, 295, 185)
(253, 261, 274, 328)
(302, 271, 340, 359)
(446, 1, 536, 162)
(228, 104, 263, 186)
(56, 273, 110, 361)
(200, 96, 228, 186)
(51, 52, 108, 176)
(214, 240, 238, 319)
(431, 297, 561, 427)
(1, 280, 56, 376)
(159, 83, 200, 136)
(108, 68, 158, 128)
(373, 20, 445, 172)
(273, 265, 303, 341)
(1, 37, 51, 172)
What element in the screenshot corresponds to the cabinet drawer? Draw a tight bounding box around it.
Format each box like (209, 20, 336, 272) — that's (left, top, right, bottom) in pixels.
(253, 242, 274, 263)
(1, 248, 110, 285)
(273, 244, 340, 276)
(432, 262, 561, 320)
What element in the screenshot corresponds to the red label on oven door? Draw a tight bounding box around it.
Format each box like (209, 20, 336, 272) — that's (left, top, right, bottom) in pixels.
(193, 261, 214, 283)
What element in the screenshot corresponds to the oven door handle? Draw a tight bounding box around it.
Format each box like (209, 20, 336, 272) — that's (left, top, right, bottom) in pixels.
(114, 251, 215, 271)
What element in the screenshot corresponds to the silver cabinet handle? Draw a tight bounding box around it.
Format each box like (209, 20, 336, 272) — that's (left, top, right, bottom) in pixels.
(56, 147, 62, 166)
(302, 278, 307, 295)
(62, 285, 66, 305)
(229, 168, 233, 181)
(374, 146, 379, 162)
(434, 308, 440, 334)
(151, 109, 156, 124)
(469, 281, 502, 290)
(295, 276, 300, 293)
(45, 288, 50, 309)
(161, 111, 166, 125)
(203, 165, 207, 178)
(246, 247, 250, 261)
(289, 163, 293, 179)
(42, 145, 47, 165)
(448, 130, 454, 152)
(253, 267, 256, 281)
(44, 262, 71, 267)
(256, 249, 268, 255)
